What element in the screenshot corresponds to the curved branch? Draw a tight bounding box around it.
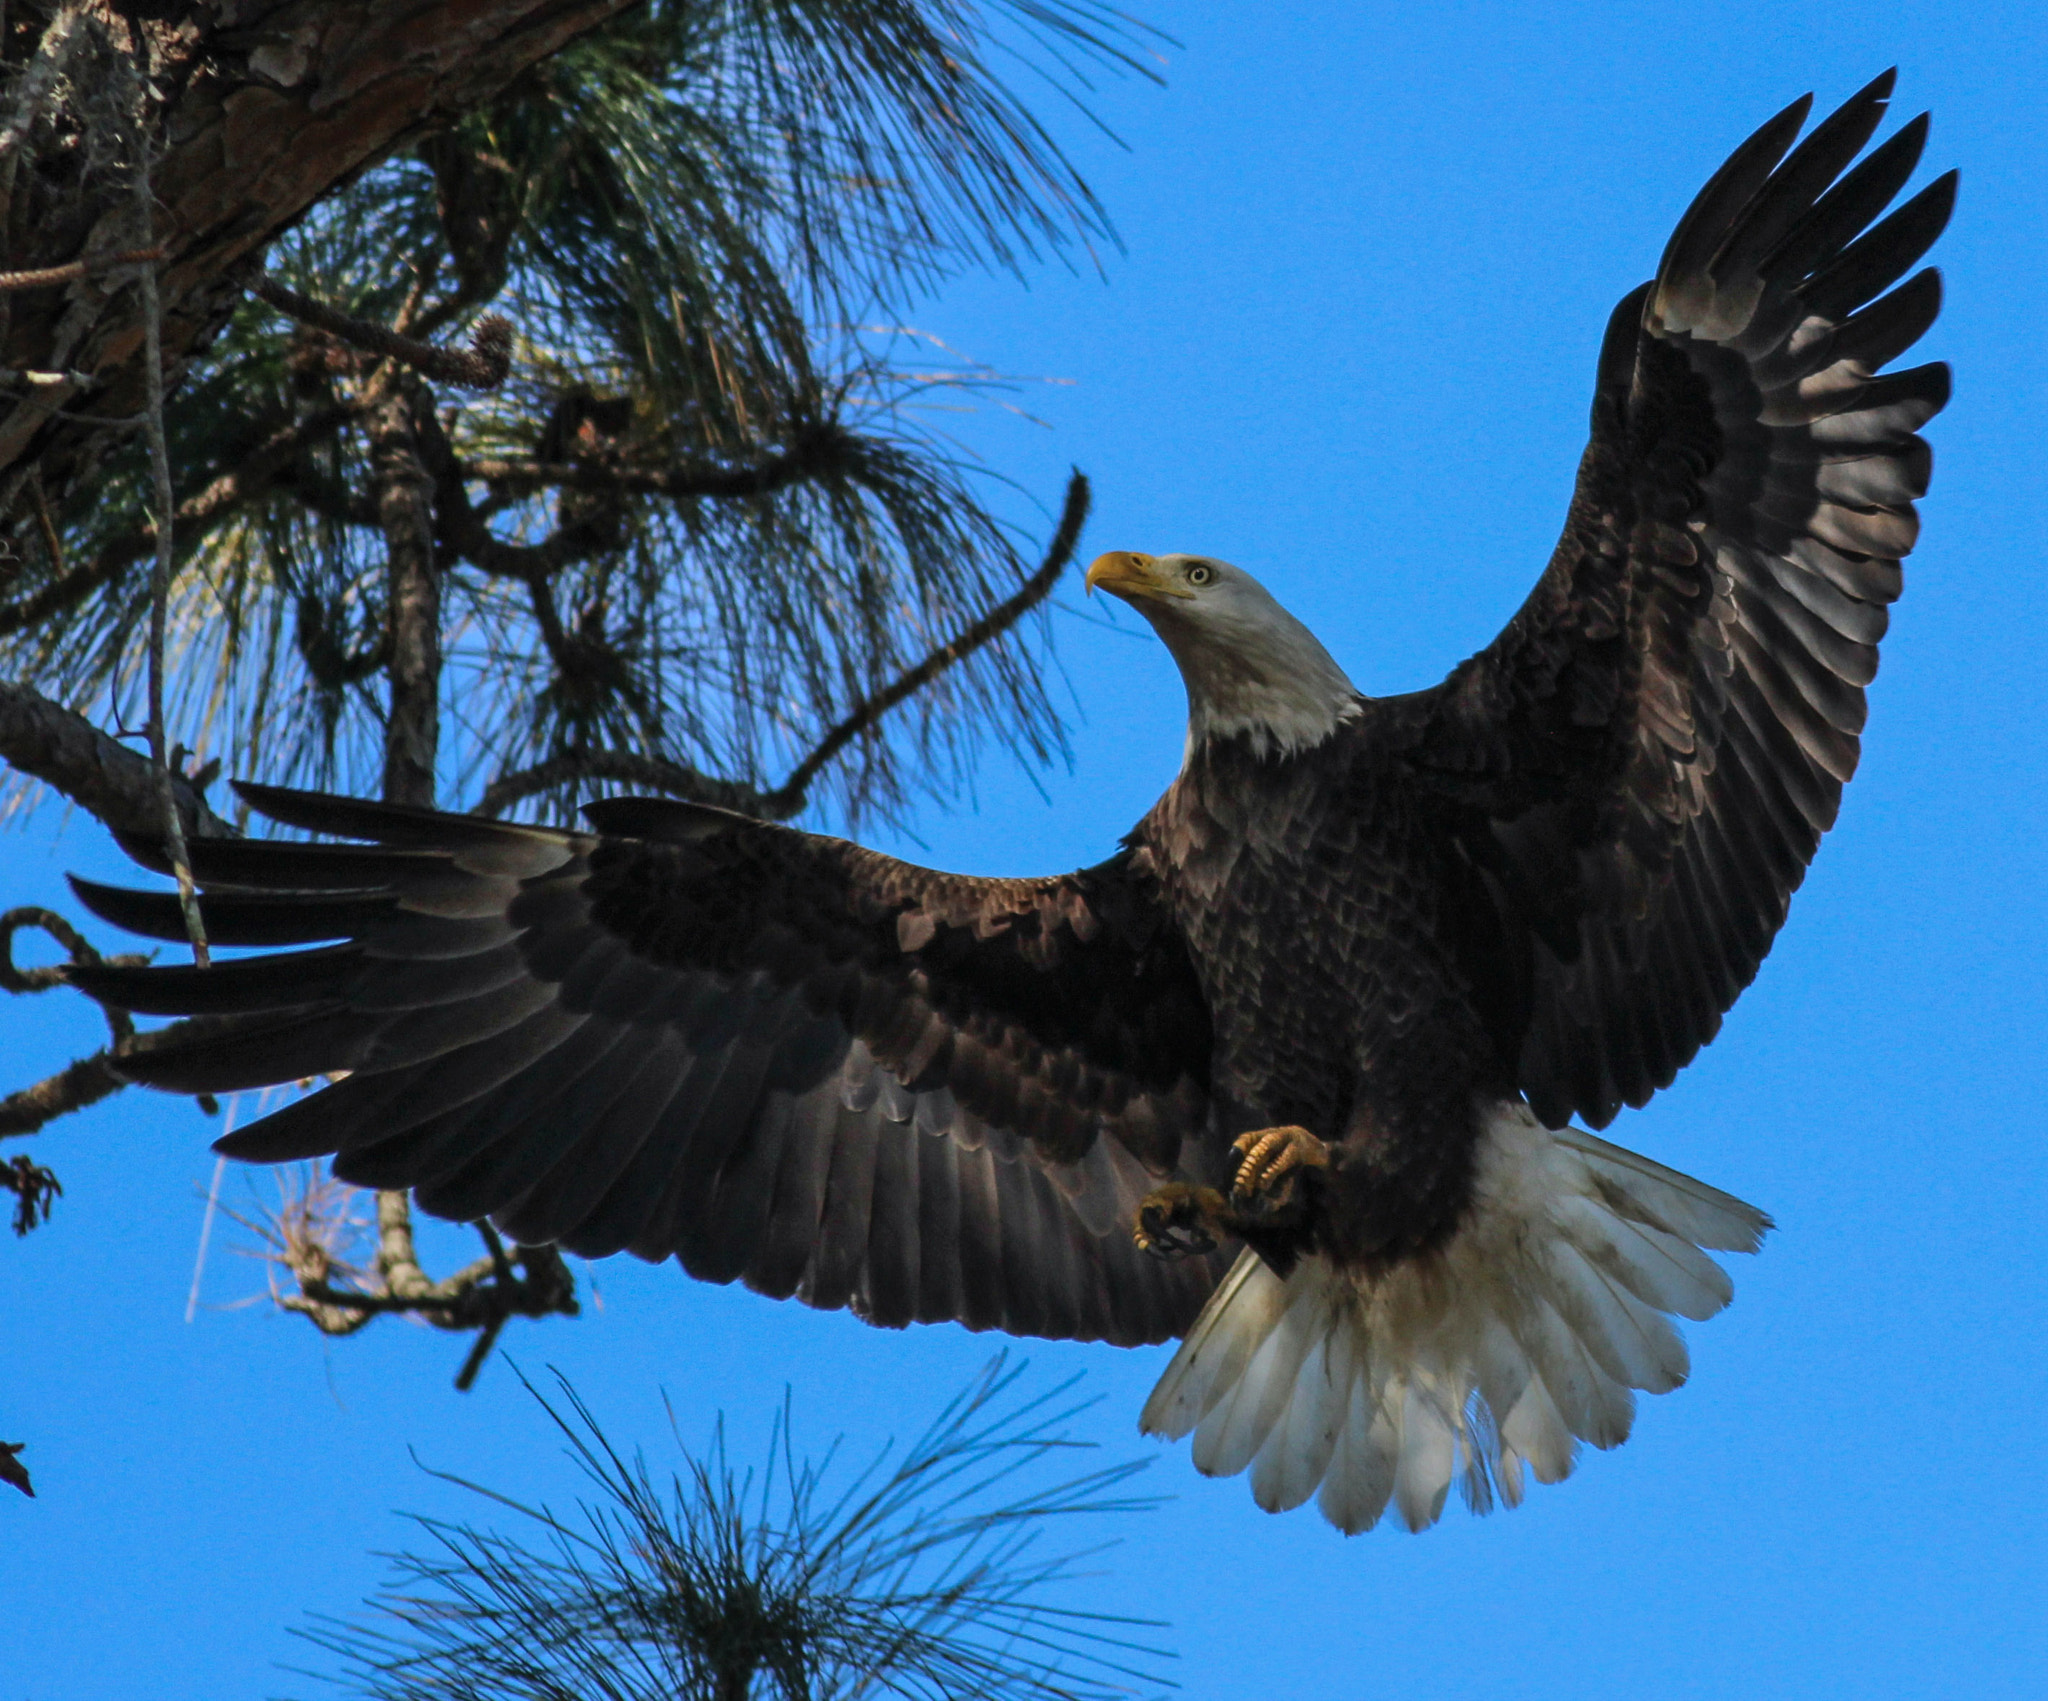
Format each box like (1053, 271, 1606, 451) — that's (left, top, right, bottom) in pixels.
(469, 471, 1090, 823)
(764, 467, 1089, 815)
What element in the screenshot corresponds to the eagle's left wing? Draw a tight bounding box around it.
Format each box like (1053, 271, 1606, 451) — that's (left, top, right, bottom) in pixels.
(71, 783, 1224, 1345)
(1401, 73, 1951, 1130)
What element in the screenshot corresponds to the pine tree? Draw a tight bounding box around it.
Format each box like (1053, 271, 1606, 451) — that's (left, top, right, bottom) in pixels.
(0, 1, 1162, 1432)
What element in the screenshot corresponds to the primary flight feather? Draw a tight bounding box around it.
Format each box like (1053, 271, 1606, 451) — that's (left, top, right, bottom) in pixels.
(73, 73, 1950, 1533)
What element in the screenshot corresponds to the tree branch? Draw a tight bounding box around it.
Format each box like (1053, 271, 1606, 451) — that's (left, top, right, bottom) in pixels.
(0, 404, 357, 639)
(459, 420, 863, 503)
(474, 748, 776, 819)
(277, 1192, 578, 1390)
(252, 275, 512, 392)
(469, 472, 1090, 822)
(415, 400, 603, 583)
(0, 678, 228, 838)
(0, 246, 166, 294)
(763, 468, 1089, 816)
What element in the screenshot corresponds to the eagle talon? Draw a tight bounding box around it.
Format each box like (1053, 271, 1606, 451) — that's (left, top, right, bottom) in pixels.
(1133, 1182, 1229, 1259)
(1230, 1124, 1329, 1218)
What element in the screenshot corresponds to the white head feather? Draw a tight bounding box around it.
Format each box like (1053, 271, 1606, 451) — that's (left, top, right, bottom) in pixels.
(1085, 551, 1362, 759)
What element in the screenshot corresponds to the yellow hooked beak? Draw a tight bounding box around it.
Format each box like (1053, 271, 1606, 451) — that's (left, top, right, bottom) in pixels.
(1084, 551, 1191, 601)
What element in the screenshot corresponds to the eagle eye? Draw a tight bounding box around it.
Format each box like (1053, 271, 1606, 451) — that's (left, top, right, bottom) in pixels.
(1187, 564, 1214, 587)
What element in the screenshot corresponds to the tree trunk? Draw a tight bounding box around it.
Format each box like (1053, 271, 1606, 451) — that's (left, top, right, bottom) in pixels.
(369, 380, 439, 809)
(0, 0, 635, 514)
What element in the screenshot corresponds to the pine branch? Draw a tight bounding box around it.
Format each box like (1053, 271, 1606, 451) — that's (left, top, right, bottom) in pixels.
(460, 420, 864, 502)
(415, 400, 605, 583)
(252, 275, 512, 391)
(469, 471, 1089, 822)
(765, 468, 1089, 815)
(0, 403, 356, 640)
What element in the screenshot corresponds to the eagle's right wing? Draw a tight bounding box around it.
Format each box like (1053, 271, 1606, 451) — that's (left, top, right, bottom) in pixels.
(73, 784, 1225, 1345)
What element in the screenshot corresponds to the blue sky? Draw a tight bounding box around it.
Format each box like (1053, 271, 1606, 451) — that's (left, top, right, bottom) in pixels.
(5, 3, 2046, 1697)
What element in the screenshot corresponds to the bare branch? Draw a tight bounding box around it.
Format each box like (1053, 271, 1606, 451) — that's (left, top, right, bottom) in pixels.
(0, 244, 166, 294)
(0, 1439, 29, 1498)
(0, 677, 229, 839)
(765, 468, 1090, 816)
(0, 906, 150, 1215)
(26, 473, 62, 582)
(252, 275, 512, 391)
(469, 473, 1090, 822)
(116, 64, 209, 973)
(0, 1052, 123, 1140)
(415, 400, 603, 583)
(274, 1185, 577, 1389)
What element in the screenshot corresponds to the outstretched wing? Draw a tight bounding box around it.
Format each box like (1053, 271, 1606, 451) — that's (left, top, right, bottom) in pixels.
(73, 784, 1224, 1344)
(1408, 72, 1951, 1129)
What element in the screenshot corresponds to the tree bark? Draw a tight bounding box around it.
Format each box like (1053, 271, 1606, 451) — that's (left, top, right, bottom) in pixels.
(369, 380, 438, 808)
(0, 0, 636, 515)
(0, 677, 227, 837)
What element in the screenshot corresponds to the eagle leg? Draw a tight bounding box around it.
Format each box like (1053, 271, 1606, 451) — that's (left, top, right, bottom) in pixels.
(1229, 1124, 1330, 1219)
(1132, 1183, 1231, 1258)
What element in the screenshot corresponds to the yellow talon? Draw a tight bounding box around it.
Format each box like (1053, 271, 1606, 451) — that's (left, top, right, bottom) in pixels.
(1230, 1124, 1330, 1207)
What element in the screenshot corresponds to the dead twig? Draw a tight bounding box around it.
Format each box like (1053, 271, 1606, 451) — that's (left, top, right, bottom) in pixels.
(263, 1173, 577, 1388)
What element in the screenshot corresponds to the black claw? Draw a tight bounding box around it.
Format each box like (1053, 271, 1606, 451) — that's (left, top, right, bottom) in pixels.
(1134, 1185, 1222, 1259)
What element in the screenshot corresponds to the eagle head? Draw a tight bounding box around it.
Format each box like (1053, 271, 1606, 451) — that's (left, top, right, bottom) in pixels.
(1085, 551, 1361, 759)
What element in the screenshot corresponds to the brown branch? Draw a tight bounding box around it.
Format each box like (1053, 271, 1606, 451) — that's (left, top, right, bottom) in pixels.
(0, 245, 166, 294)
(252, 275, 512, 392)
(0, 907, 150, 1225)
(460, 421, 858, 503)
(0, 678, 229, 839)
(763, 468, 1090, 816)
(0, 1052, 124, 1140)
(415, 399, 602, 582)
(474, 748, 775, 819)
(0, 403, 356, 639)
(470, 472, 1092, 823)
(26, 472, 61, 580)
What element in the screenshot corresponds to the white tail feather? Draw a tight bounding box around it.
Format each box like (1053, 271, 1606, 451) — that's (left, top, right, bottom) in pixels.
(1139, 1103, 1769, 1533)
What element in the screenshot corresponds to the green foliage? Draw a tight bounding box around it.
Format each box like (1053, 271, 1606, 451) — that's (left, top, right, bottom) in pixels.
(0, 0, 1163, 823)
(294, 1359, 1174, 1701)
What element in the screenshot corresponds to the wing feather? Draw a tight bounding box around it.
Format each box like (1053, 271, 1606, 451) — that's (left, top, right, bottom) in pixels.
(76, 784, 1229, 1345)
(1409, 77, 1950, 1128)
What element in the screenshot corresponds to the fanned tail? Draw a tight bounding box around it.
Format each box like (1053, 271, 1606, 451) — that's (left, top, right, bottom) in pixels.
(1138, 1104, 1769, 1533)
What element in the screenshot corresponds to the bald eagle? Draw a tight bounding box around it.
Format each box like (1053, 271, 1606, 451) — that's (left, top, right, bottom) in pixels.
(72, 75, 1949, 1533)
